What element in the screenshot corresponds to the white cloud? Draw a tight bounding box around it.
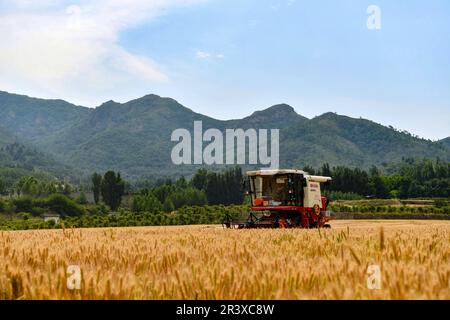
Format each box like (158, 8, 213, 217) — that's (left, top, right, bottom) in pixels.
(196, 50, 224, 60)
(0, 0, 205, 106)
(196, 51, 211, 59)
(271, 0, 295, 10)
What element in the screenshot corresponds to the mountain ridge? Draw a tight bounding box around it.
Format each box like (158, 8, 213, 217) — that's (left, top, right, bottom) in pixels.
(0, 90, 90, 142)
(0, 90, 449, 179)
(2, 90, 447, 140)
(440, 137, 450, 147)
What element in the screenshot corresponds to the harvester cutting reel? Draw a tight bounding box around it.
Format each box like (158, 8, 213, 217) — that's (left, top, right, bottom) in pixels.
(222, 210, 332, 229)
(222, 211, 272, 229)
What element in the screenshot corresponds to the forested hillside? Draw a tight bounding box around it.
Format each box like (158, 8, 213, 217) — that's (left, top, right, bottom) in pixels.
(0, 90, 449, 179)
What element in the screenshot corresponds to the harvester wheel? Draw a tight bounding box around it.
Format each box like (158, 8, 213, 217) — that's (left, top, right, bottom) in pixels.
(324, 224, 331, 229)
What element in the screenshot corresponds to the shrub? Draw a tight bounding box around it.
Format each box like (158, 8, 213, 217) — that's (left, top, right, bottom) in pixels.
(77, 192, 88, 205)
(31, 206, 45, 216)
(162, 198, 175, 213)
(325, 191, 363, 201)
(45, 194, 84, 217)
(167, 188, 208, 209)
(132, 193, 162, 213)
(17, 212, 32, 220)
(434, 199, 446, 208)
(12, 197, 34, 213)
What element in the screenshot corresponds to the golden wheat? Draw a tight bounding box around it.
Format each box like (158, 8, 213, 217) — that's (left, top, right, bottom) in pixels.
(0, 220, 449, 300)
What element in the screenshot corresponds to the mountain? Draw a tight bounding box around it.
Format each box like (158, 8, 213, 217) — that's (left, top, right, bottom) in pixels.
(281, 112, 450, 168)
(440, 137, 450, 148)
(227, 104, 307, 129)
(0, 91, 90, 142)
(1, 90, 450, 180)
(0, 126, 16, 147)
(34, 94, 225, 178)
(37, 98, 311, 178)
(0, 126, 75, 187)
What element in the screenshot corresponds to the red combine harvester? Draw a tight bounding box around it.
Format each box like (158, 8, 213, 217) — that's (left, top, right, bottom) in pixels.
(225, 169, 333, 229)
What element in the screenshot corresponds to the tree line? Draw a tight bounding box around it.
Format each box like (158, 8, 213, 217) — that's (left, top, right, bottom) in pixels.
(131, 167, 244, 213)
(1, 159, 449, 218)
(307, 158, 450, 199)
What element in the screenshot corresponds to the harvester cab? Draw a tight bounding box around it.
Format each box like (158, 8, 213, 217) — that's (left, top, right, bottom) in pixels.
(226, 169, 332, 229)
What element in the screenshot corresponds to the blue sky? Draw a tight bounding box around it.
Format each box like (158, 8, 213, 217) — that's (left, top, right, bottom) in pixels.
(0, 0, 449, 139)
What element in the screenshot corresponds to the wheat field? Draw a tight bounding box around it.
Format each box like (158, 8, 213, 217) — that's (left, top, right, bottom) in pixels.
(0, 220, 449, 300)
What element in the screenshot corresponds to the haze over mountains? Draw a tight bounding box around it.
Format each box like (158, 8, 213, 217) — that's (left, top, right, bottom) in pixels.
(0, 90, 449, 181)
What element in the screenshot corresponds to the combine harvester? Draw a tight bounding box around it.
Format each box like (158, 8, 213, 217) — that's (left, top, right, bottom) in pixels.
(225, 169, 332, 229)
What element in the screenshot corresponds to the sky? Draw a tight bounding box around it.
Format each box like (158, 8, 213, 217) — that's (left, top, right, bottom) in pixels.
(0, 0, 449, 140)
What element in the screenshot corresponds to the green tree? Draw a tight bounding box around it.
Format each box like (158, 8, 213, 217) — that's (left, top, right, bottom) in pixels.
(4, 201, 16, 220)
(303, 166, 316, 175)
(92, 173, 102, 204)
(101, 171, 125, 211)
(16, 176, 39, 196)
(175, 176, 188, 189)
(46, 194, 84, 217)
(55, 181, 72, 195)
(200, 167, 244, 205)
(168, 187, 207, 209)
(132, 193, 162, 213)
(320, 163, 332, 177)
(368, 166, 389, 198)
(162, 198, 175, 213)
(77, 191, 88, 205)
(12, 197, 33, 213)
(0, 178, 6, 195)
(152, 184, 175, 204)
(192, 168, 208, 190)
